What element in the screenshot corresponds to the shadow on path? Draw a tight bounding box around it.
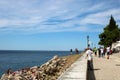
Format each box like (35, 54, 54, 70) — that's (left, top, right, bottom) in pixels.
(87, 60, 100, 80)
(116, 64, 120, 66)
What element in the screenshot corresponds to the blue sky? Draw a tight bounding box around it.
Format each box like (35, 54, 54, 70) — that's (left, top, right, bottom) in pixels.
(0, 0, 120, 51)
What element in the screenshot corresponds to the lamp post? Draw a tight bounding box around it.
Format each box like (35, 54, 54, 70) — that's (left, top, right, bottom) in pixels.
(87, 35, 90, 48)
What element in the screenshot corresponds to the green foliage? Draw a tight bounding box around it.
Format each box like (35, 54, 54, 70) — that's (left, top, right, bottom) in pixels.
(99, 15, 120, 47)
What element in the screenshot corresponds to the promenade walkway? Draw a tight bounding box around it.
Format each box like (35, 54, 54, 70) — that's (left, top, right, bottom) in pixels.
(58, 52, 120, 80)
(58, 54, 87, 80)
(88, 52, 120, 80)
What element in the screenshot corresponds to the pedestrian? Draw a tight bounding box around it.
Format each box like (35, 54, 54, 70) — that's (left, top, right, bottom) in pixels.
(103, 47, 106, 57)
(93, 47, 97, 56)
(100, 47, 104, 57)
(98, 47, 101, 58)
(110, 49, 113, 55)
(85, 48, 93, 70)
(75, 48, 79, 54)
(70, 49, 73, 54)
(106, 46, 110, 59)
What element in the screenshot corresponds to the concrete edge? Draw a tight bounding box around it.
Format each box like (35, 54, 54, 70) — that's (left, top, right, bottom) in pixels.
(57, 53, 88, 80)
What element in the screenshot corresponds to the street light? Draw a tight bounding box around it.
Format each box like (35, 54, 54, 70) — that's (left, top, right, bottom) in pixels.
(87, 35, 90, 48)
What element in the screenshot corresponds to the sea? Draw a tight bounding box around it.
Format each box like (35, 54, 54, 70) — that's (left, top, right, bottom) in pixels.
(0, 50, 81, 77)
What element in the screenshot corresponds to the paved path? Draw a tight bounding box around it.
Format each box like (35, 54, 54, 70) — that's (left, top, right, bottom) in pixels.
(58, 54, 87, 80)
(58, 53, 120, 80)
(88, 53, 120, 80)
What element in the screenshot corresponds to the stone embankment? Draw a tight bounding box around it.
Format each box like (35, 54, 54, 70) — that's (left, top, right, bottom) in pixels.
(0, 55, 67, 80)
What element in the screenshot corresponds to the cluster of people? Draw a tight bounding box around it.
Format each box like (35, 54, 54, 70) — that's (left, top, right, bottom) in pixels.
(85, 46, 113, 70)
(70, 48, 79, 54)
(94, 46, 112, 59)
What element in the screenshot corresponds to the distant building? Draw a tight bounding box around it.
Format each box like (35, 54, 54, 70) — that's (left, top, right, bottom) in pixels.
(112, 41, 120, 52)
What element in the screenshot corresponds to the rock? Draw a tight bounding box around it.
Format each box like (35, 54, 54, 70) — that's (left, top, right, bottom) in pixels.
(52, 55, 59, 60)
(0, 55, 67, 80)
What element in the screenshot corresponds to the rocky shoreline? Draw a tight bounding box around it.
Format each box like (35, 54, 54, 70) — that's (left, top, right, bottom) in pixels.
(0, 55, 67, 80)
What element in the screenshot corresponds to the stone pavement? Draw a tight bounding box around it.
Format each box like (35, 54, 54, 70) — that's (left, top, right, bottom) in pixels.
(58, 54, 87, 80)
(58, 52, 120, 80)
(88, 53, 120, 80)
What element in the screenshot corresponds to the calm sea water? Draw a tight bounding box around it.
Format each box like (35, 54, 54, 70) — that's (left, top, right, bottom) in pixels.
(0, 50, 81, 77)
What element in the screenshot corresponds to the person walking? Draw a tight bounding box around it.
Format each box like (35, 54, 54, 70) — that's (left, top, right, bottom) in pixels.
(70, 49, 73, 54)
(103, 47, 106, 57)
(100, 47, 104, 57)
(98, 47, 101, 58)
(85, 48, 93, 70)
(93, 47, 97, 56)
(75, 48, 79, 54)
(106, 46, 110, 59)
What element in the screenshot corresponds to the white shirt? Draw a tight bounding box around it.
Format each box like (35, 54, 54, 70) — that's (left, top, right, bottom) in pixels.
(86, 49, 93, 60)
(100, 48, 104, 53)
(106, 47, 110, 52)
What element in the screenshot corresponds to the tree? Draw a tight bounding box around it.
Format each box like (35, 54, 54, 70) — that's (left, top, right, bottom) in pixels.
(99, 15, 120, 47)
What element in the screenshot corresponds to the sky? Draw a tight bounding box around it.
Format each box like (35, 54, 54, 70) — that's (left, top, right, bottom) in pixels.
(0, 0, 120, 51)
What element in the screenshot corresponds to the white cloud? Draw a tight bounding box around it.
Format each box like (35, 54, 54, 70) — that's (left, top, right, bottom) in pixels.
(0, 0, 120, 34)
(80, 8, 120, 25)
